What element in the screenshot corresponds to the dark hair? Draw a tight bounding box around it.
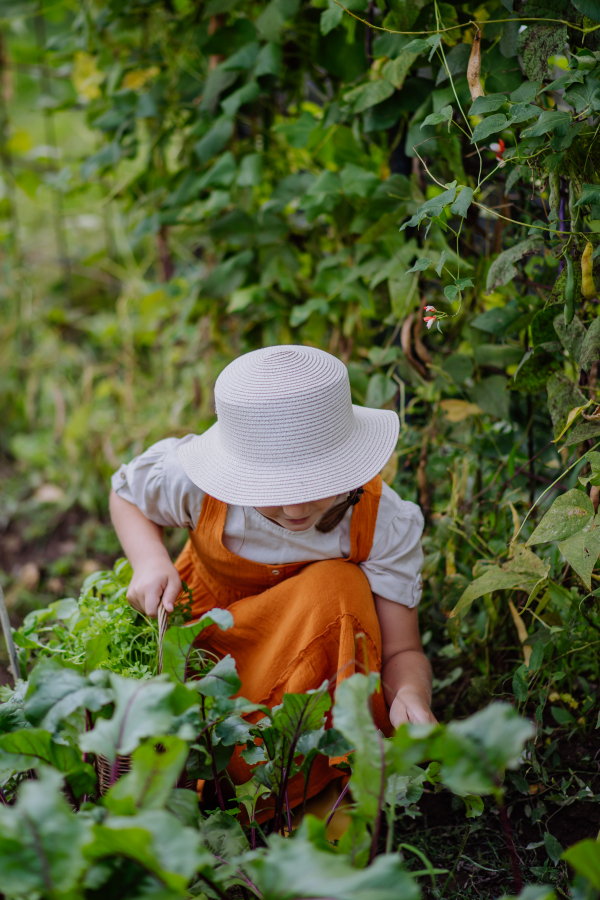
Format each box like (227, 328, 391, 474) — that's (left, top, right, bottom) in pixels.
(316, 487, 364, 534)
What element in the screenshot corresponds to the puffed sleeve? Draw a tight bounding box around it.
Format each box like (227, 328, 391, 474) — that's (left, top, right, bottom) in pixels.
(360, 482, 424, 608)
(110, 435, 204, 529)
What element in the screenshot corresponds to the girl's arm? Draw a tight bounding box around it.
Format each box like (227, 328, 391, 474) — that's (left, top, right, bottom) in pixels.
(109, 489, 182, 617)
(374, 595, 437, 727)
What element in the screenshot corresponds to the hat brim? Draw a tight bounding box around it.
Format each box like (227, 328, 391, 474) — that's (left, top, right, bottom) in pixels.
(177, 406, 399, 506)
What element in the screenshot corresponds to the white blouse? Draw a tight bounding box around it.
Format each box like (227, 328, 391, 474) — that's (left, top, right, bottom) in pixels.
(111, 435, 424, 608)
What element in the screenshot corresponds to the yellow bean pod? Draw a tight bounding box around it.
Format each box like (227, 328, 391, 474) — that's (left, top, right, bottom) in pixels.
(581, 241, 597, 301)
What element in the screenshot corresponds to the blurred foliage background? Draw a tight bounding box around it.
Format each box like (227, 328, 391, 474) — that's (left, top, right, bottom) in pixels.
(2, 0, 600, 892)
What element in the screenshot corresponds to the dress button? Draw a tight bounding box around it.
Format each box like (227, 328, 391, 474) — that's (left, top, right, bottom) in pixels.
(271, 569, 280, 575)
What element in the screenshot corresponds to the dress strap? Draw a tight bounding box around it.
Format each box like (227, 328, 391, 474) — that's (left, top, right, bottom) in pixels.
(347, 474, 382, 564)
(194, 493, 227, 538)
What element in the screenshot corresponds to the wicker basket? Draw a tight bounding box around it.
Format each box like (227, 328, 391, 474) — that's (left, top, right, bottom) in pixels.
(95, 606, 197, 796)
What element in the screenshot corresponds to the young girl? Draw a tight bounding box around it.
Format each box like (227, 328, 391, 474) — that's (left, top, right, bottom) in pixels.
(110, 345, 435, 811)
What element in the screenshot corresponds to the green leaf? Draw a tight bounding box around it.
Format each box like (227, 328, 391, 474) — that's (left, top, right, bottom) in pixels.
(221, 81, 260, 117)
(553, 314, 586, 363)
(544, 832, 564, 865)
(421, 105, 452, 128)
(558, 521, 600, 589)
(452, 546, 548, 617)
(320, 4, 343, 34)
(510, 81, 542, 103)
(527, 489, 594, 546)
(463, 794, 485, 818)
(563, 839, 600, 889)
(521, 109, 571, 138)
(435, 250, 448, 277)
(196, 654, 241, 698)
(486, 236, 544, 291)
(513, 668, 528, 702)
(87, 810, 207, 891)
(0, 768, 91, 897)
(528, 642, 544, 671)
(405, 256, 431, 274)
(340, 163, 379, 199)
(333, 673, 387, 820)
(103, 736, 190, 813)
(365, 373, 397, 409)
(290, 296, 329, 326)
(256, 0, 301, 42)
(274, 110, 318, 148)
(571, 0, 600, 20)
(518, 24, 567, 82)
(450, 186, 473, 217)
(220, 42, 261, 71)
(580, 317, 600, 374)
(199, 810, 248, 859)
(24, 659, 112, 732)
(470, 94, 508, 115)
(471, 374, 510, 419)
(246, 830, 420, 900)
(162, 608, 233, 682)
(400, 181, 457, 231)
(471, 113, 508, 143)
(80, 674, 176, 764)
(343, 79, 395, 113)
(508, 102, 540, 125)
(574, 184, 600, 208)
(194, 115, 235, 164)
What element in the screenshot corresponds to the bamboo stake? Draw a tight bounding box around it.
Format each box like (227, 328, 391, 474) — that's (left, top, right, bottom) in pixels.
(0, 583, 20, 684)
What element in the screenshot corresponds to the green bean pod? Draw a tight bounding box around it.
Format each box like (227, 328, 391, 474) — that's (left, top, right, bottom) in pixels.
(564, 253, 575, 325)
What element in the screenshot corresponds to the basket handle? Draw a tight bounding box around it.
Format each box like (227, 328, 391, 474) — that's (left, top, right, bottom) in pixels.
(157, 602, 168, 674)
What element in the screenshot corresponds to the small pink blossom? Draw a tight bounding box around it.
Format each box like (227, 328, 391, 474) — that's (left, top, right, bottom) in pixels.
(424, 305, 436, 312)
(424, 315, 437, 329)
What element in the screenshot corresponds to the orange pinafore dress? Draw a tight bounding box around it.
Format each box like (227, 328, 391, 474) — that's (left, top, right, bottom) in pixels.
(175, 474, 392, 812)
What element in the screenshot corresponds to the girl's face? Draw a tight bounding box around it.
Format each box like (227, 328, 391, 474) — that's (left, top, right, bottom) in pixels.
(255, 496, 337, 531)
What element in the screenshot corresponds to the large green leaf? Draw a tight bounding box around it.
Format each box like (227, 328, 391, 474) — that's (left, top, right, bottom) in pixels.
(87, 810, 207, 891)
(434, 703, 535, 796)
(272, 687, 331, 744)
(343, 79, 395, 113)
(0, 767, 91, 897)
(527, 489, 594, 545)
(517, 24, 567, 82)
(553, 314, 586, 363)
(547, 373, 588, 439)
(332, 673, 387, 820)
(521, 109, 571, 138)
(579, 317, 600, 374)
(558, 520, 600, 589)
(471, 114, 508, 143)
(486, 237, 544, 291)
(451, 546, 549, 617)
(0, 728, 96, 795)
(103, 736, 190, 813)
(244, 830, 420, 900)
(161, 608, 234, 683)
(24, 659, 113, 732)
(563, 839, 600, 889)
(195, 654, 241, 698)
(80, 674, 176, 764)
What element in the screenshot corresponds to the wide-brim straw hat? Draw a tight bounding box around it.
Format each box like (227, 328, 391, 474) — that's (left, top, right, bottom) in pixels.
(178, 345, 399, 506)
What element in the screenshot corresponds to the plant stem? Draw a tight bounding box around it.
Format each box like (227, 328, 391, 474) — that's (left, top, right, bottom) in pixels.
(368, 729, 386, 864)
(326, 781, 350, 827)
(440, 824, 470, 896)
(499, 804, 523, 894)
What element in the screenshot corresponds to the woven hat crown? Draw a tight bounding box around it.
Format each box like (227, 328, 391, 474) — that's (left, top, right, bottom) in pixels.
(215, 346, 353, 467)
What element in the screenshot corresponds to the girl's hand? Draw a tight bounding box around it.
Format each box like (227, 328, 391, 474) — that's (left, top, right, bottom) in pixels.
(389, 688, 437, 728)
(127, 559, 182, 617)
